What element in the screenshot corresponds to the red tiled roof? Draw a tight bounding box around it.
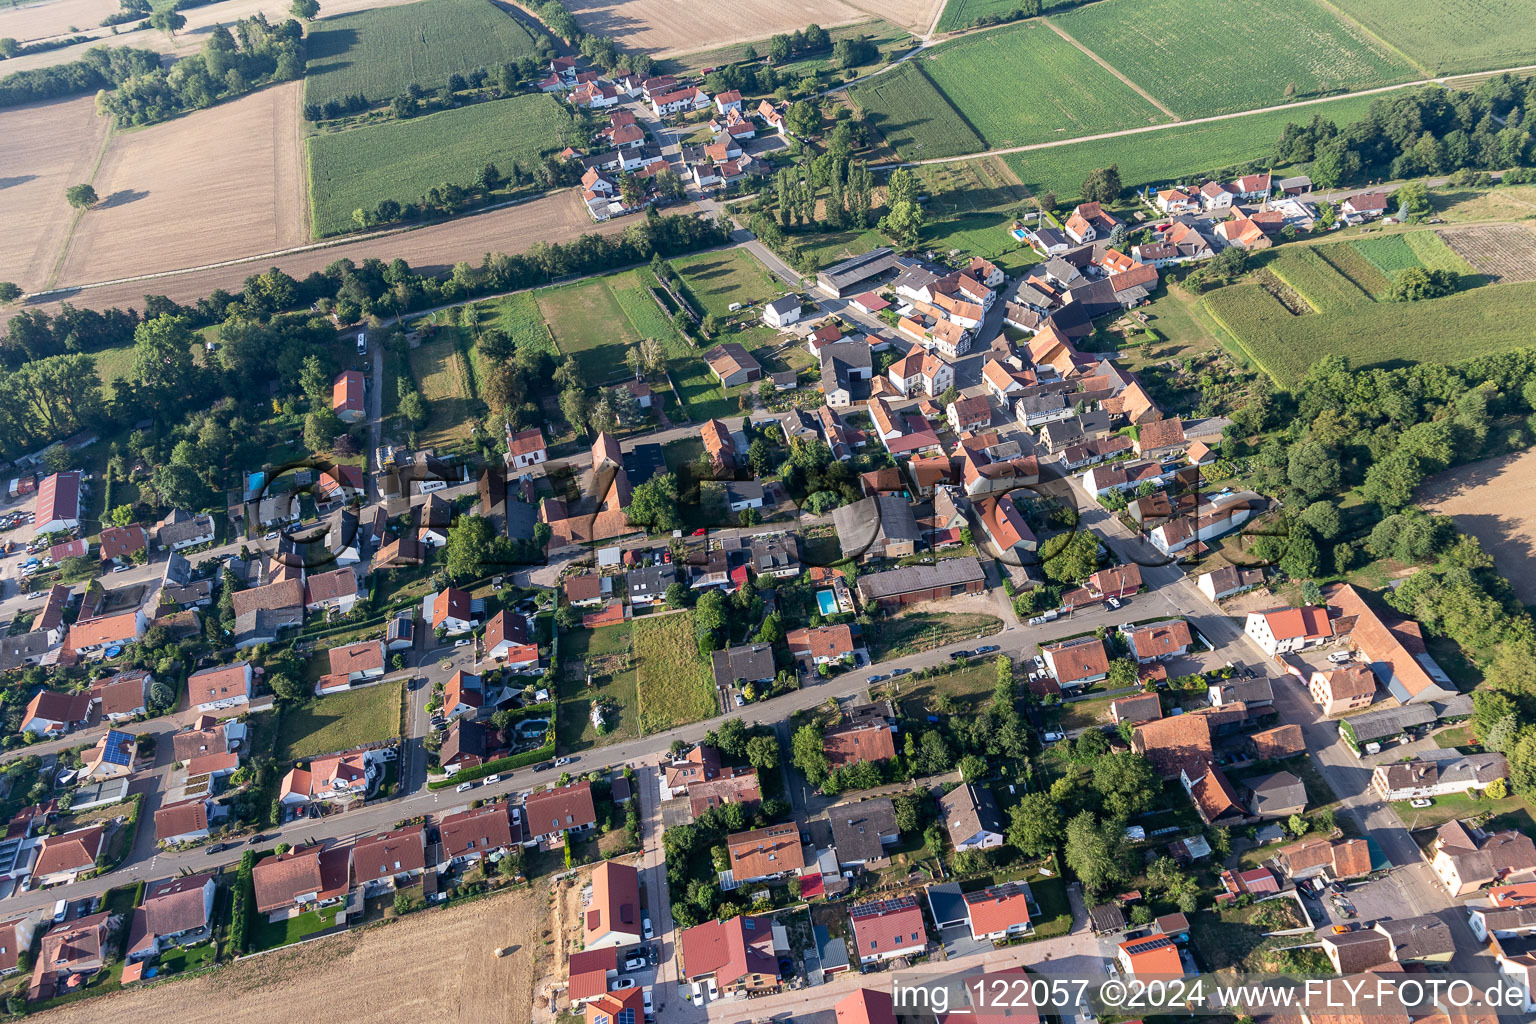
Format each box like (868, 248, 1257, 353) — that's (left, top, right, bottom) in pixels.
(587, 860, 642, 942)
(36, 471, 81, 526)
(99, 525, 147, 561)
(333, 371, 365, 414)
(439, 804, 514, 859)
(849, 897, 925, 957)
(679, 915, 779, 985)
(726, 824, 804, 879)
(34, 824, 104, 876)
(432, 586, 472, 626)
(1128, 620, 1192, 658)
(963, 883, 1032, 935)
(786, 625, 854, 660)
(568, 947, 616, 1000)
(824, 722, 896, 767)
(305, 567, 358, 607)
(1133, 714, 1214, 779)
(1043, 636, 1110, 684)
(837, 989, 897, 1024)
(352, 825, 425, 884)
(154, 799, 208, 841)
(526, 781, 597, 835)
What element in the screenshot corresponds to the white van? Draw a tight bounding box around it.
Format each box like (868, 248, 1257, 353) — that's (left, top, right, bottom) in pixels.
(356, 331, 368, 355)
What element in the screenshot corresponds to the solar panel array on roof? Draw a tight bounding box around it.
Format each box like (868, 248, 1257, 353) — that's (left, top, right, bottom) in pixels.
(102, 730, 135, 766)
(1124, 935, 1174, 954)
(617, 1011, 636, 1024)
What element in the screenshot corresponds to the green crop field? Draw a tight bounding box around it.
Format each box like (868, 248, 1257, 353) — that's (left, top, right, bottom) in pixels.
(304, 0, 545, 108)
(1204, 277, 1536, 385)
(307, 93, 575, 236)
(672, 249, 781, 317)
(1403, 231, 1479, 275)
(847, 62, 985, 160)
(1327, 0, 1536, 74)
(278, 683, 403, 762)
(1349, 234, 1424, 276)
(1266, 247, 1370, 311)
(1052, 0, 1416, 117)
(934, 0, 1024, 32)
(633, 612, 718, 733)
(1317, 240, 1393, 296)
(921, 21, 1170, 148)
(1002, 92, 1380, 200)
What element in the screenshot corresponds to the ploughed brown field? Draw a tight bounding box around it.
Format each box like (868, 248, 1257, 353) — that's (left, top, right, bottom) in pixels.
(14, 191, 671, 321)
(0, 94, 111, 294)
(562, 0, 872, 56)
(1418, 446, 1536, 606)
(56, 80, 309, 287)
(33, 886, 549, 1024)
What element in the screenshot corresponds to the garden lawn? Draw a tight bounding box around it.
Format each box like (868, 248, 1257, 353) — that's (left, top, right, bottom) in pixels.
(672, 249, 782, 318)
(1203, 276, 1536, 385)
(277, 682, 403, 762)
(920, 21, 1170, 149)
(408, 331, 480, 447)
(1053, 0, 1416, 117)
(307, 93, 576, 236)
(304, 0, 545, 108)
(1392, 790, 1529, 829)
(248, 907, 338, 952)
(633, 612, 718, 733)
(1002, 92, 1380, 202)
(1326, 0, 1536, 74)
(557, 623, 640, 751)
(890, 661, 1007, 720)
(847, 62, 985, 160)
(869, 612, 1003, 660)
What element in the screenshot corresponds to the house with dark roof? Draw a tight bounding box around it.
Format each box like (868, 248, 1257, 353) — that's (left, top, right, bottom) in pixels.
(830, 797, 900, 867)
(939, 783, 1004, 851)
(1372, 754, 1507, 802)
(1111, 693, 1163, 726)
(855, 557, 987, 611)
(832, 494, 920, 563)
(1245, 771, 1306, 819)
(711, 643, 777, 691)
(1322, 928, 1393, 973)
(750, 534, 801, 578)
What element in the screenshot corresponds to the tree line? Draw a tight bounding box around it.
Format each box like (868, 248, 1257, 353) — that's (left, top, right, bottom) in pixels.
(0, 45, 160, 108)
(96, 14, 304, 127)
(0, 210, 726, 462)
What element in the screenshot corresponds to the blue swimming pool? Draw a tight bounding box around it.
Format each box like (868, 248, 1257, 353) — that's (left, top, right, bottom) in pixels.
(816, 590, 838, 615)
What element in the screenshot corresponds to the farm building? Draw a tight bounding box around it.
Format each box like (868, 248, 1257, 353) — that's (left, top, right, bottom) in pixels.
(855, 557, 987, 611)
(816, 248, 898, 298)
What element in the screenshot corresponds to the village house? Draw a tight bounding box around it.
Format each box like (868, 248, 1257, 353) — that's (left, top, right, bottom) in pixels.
(304, 567, 359, 615)
(831, 797, 900, 868)
(1127, 620, 1192, 662)
(32, 824, 105, 886)
(525, 781, 598, 846)
(279, 749, 374, 806)
(1117, 934, 1184, 978)
(849, 897, 927, 964)
(438, 803, 516, 869)
(430, 585, 474, 634)
(1432, 819, 1536, 896)
(585, 860, 643, 948)
(153, 799, 210, 845)
(352, 825, 426, 894)
(727, 824, 805, 884)
(1372, 754, 1508, 802)
(1245, 771, 1307, 819)
(19, 689, 92, 738)
(251, 843, 351, 920)
(505, 427, 549, 472)
(705, 343, 762, 389)
(125, 873, 217, 962)
(1132, 714, 1214, 780)
(1111, 692, 1163, 726)
(1243, 605, 1332, 656)
(763, 295, 802, 329)
(963, 882, 1033, 941)
(1309, 664, 1376, 715)
(1328, 583, 1458, 705)
(939, 782, 1005, 851)
(28, 913, 109, 1001)
(187, 661, 253, 712)
(679, 915, 781, 994)
(1042, 636, 1110, 690)
(824, 702, 897, 767)
(1196, 565, 1265, 602)
(786, 624, 856, 666)
(1273, 835, 1372, 882)
(332, 370, 365, 424)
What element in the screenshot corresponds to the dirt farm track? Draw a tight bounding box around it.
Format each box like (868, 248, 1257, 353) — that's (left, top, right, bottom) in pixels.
(1418, 446, 1536, 606)
(30, 887, 548, 1024)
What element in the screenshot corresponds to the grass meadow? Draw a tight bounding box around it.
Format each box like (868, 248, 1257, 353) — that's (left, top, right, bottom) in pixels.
(277, 683, 403, 762)
(304, 0, 546, 108)
(307, 93, 575, 236)
(1054, 0, 1416, 116)
(408, 332, 480, 446)
(1001, 92, 1380, 200)
(633, 612, 718, 733)
(535, 276, 641, 386)
(557, 623, 640, 750)
(1327, 0, 1536, 74)
(920, 21, 1170, 148)
(672, 249, 782, 318)
(847, 62, 984, 160)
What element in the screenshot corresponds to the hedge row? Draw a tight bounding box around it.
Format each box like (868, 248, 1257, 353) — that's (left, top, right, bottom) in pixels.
(427, 740, 555, 789)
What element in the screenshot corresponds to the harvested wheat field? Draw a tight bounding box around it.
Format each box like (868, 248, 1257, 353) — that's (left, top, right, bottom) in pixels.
(0, 94, 111, 293)
(564, 0, 867, 56)
(0, 0, 118, 45)
(22, 191, 665, 320)
(34, 886, 551, 1024)
(1419, 447, 1536, 605)
(0, 0, 424, 73)
(57, 81, 308, 286)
